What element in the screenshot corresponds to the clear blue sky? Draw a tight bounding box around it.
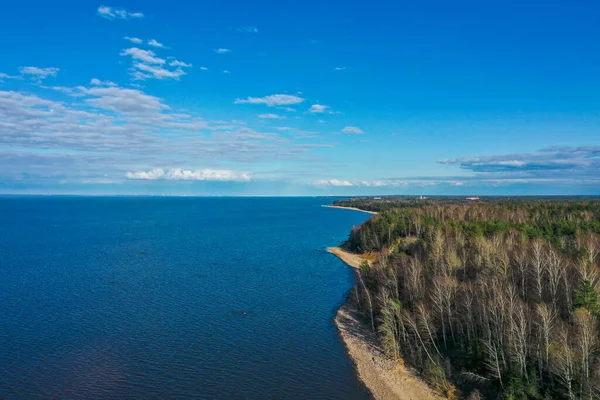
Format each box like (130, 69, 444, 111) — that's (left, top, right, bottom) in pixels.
(1, 0, 598, 195)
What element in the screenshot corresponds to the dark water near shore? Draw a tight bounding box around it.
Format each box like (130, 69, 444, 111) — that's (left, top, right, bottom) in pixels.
(0, 197, 373, 399)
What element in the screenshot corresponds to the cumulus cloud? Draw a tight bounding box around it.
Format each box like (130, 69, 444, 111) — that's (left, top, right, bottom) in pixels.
(148, 39, 165, 48)
(81, 86, 169, 115)
(120, 48, 165, 64)
(124, 36, 143, 44)
(133, 63, 186, 80)
(341, 126, 364, 134)
(258, 113, 285, 119)
(215, 48, 231, 54)
(314, 179, 354, 187)
(20, 66, 59, 81)
(120, 48, 187, 80)
(169, 60, 192, 68)
(90, 78, 117, 87)
(235, 94, 305, 107)
(308, 104, 329, 113)
(126, 168, 251, 181)
(97, 5, 144, 20)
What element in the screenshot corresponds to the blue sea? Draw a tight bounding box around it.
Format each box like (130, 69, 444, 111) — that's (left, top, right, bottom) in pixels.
(0, 196, 373, 399)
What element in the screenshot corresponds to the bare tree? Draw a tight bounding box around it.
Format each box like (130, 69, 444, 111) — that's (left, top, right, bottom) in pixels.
(531, 240, 545, 303)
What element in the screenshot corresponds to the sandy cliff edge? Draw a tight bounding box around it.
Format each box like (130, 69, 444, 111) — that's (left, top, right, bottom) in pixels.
(328, 246, 445, 400)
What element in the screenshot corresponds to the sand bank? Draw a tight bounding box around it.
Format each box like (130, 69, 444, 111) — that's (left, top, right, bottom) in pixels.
(329, 246, 444, 400)
(321, 205, 379, 215)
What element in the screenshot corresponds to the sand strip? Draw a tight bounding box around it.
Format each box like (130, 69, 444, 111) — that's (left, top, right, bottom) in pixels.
(321, 205, 379, 215)
(329, 247, 444, 400)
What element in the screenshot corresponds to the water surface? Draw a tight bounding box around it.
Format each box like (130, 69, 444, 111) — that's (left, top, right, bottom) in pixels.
(0, 197, 373, 399)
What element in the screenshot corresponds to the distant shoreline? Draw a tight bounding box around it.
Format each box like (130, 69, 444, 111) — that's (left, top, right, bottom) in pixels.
(321, 205, 379, 215)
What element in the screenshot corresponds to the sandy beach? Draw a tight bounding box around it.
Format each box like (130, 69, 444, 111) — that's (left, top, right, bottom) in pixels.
(321, 205, 379, 215)
(329, 246, 444, 400)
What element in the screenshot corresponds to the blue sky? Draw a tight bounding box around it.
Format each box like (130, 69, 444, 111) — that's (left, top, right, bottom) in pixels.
(0, 1, 598, 195)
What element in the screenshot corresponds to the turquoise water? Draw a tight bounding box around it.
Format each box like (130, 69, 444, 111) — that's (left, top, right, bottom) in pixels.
(0, 197, 373, 399)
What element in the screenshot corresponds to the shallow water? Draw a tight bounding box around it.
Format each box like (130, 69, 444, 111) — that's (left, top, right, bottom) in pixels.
(0, 196, 373, 399)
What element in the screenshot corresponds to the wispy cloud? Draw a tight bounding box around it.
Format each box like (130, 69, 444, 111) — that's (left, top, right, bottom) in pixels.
(90, 78, 117, 87)
(97, 5, 144, 20)
(120, 48, 187, 80)
(308, 104, 329, 113)
(132, 63, 186, 80)
(341, 126, 364, 134)
(200, 67, 208, 71)
(235, 94, 305, 107)
(437, 146, 600, 184)
(215, 48, 231, 54)
(0, 85, 327, 185)
(314, 179, 354, 187)
(0, 72, 20, 80)
(120, 48, 165, 64)
(258, 113, 285, 120)
(124, 36, 143, 44)
(223, 70, 231, 74)
(169, 60, 192, 68)
(126, 168, 251, 181)
(334, 66, 347, 71)
(19, 66, 59, 81)
(148, 39, 165, 48)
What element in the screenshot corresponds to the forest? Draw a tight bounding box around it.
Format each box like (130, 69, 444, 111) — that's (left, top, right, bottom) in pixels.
(342, 198, 600, 399)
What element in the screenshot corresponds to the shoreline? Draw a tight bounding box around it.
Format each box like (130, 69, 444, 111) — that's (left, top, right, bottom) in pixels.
(329, 246, 444, 400)
(321, 205, 379, 215)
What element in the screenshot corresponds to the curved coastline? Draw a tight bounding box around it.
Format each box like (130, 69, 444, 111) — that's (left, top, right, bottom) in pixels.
(321, 205, 379, 215)
(327, 206, 443, 400)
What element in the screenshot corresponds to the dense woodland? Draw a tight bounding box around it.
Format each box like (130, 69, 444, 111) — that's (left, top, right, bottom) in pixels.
(343, 199, 600, 399)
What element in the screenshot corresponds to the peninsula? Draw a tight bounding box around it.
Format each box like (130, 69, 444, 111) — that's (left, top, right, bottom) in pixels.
(328, 197, 600, 399)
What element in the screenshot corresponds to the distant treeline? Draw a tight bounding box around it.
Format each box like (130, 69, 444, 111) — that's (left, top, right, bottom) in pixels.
(343, 199, 600, 399)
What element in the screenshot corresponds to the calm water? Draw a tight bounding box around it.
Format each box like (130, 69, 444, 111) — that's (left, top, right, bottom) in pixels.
(0, 197, 373, 399)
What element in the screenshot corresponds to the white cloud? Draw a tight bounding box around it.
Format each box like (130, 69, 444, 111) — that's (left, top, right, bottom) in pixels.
(169, 60, 192, 68)
(0, 86, 331, 185)
(120, 48, 165, 65)
(82, 86, 169, 115)
(126, 168, 251, 181)
(97, 5, 144, 20)
(200, 67, 208, 71)
(124, 36, 143, 44)
(258, 113, 285, 120)
(215, 48, 231, 54)
(90, 78, 117, 87)
(315, 179, 354, 187)
(235, 94, 305, 107)
(148, 39, 165, 48)
(132, 63, 186, 80)
(20, 66, 59, 80)
(334, 67, 347, 71)
(0, 72, 20, 80)
(223, 70, 231, 74)
(341, 126, 364, 134)
(308, 104, 329, 113)
(125, 168, 165, 180)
